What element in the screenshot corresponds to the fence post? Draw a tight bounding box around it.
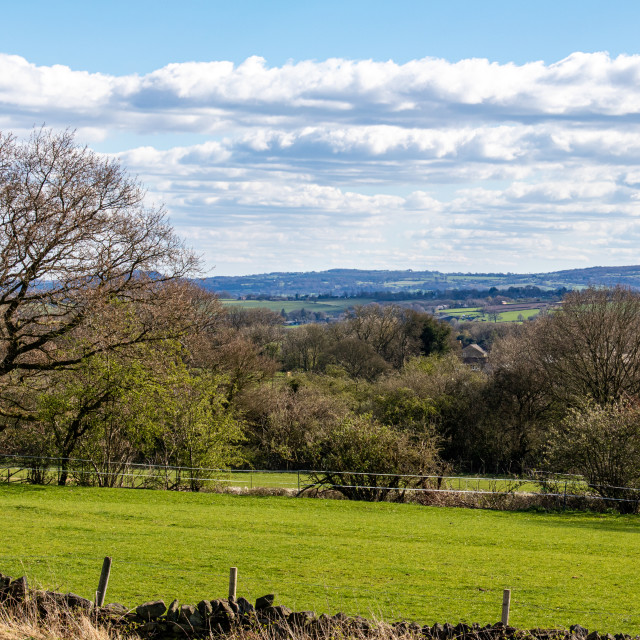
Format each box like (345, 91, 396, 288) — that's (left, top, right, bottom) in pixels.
(501, 589, 511, 625)
(297, 470, 300, 492)
(228, 567, 237, 602)
(563, 481, 568, 510)
(96, 556, 112, 607)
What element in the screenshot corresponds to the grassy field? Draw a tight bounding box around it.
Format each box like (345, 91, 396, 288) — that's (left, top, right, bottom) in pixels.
(1, 484, 639, 633)
(437, 307, 541, 323)
(220, 298, 376, 315)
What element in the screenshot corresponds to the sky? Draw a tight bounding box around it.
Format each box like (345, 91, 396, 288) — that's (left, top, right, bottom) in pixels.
(3, 1, 640, 276)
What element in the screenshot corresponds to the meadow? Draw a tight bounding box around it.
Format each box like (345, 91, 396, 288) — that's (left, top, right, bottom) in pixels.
(220, 298, 376, 315)
(436, 307, 541, 323)
(1, 484, 638, 633)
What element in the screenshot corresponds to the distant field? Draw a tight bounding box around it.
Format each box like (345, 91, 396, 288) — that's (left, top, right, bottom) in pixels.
(1, 484, 639, 633)
(220, 298, 376, 314)
(222, 299, 544, 323)
(437, 305, 541, 323)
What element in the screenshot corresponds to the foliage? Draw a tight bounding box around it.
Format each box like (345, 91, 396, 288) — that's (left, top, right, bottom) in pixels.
(238, 378, 349, 469)
(307, 413, 443, 501)
(547, 400, 640, 512)
(0, 340, 245, 488)
(478, 333, 557, 473)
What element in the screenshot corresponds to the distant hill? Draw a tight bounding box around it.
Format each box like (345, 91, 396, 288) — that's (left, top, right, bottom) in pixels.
(197, 265, 640, 297)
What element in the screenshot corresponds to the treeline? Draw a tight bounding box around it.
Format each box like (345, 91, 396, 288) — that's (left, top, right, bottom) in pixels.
(2, 130, 639, 511)
(225, 285, 568, 303)
(6, 288, 640, 510)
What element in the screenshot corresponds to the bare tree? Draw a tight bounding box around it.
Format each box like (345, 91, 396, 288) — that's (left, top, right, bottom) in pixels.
(530, 287, 640, 405)
(0, 128, 200, 424)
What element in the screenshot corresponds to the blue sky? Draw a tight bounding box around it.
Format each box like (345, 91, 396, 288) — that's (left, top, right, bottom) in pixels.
(2, 1, 640, 275)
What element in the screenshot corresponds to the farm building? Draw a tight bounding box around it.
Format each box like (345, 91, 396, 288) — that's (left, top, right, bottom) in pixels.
(461, 343, 488, 370)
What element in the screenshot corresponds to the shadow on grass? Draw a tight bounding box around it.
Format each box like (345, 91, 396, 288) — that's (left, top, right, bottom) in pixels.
(0, 483, 48, 494)
(519, 508, 640, 534)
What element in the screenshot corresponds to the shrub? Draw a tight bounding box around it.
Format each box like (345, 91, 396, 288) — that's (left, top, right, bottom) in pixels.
(306, 414, 444, 502)
(546, 400, 640, 513)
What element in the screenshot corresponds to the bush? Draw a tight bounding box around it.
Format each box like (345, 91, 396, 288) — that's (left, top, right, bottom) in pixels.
(306, 414, 444, 502)
(547, 400, 640, 513)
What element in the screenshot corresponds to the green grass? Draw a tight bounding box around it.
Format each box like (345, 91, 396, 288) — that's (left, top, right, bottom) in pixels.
(219, 298, 376, 315)
(497, 309, 541, 322)
(1, 485, 639, 632)
(437, 306, 541, 323)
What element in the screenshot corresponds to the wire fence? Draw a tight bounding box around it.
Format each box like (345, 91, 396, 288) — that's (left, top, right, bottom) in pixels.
(1, 453, 639, 510)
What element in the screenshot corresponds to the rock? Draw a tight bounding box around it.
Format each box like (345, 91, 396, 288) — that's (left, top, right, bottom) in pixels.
(572, 626, 589, 639)
(316, 613, 333, 628)
(454, 622, 471, 635)
(289, 610, 316, 627)
(136, 600, 166, 621)
(35, 590, 66, 609)
(263, 605, 292, 620)
(237, 597, 255, 615)
(197, 600, 213, 619)
(167, 599, 180, 622)
(214, 600, 236, 620)
(210, 618, 233, 634)
(187, 610, 204, 628)
(255, 594, 275, 610)
(104, 603, 128, 616)
(168, 621, 191, 635)
(8, 576, 28, 602)
(352, 615, 372, 631)
(65, 592, 93, 610)
(178, 604, 196, 623)
(0, 573, 11, 589)
(586, 632, 601, 640)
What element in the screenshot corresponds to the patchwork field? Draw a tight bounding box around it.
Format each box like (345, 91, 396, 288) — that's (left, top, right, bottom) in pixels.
(0, 485, 638, 633)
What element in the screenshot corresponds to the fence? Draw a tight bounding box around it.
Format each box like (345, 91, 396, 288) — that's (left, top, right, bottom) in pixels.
(1, 554, 638, 634)
(2, 453, 639, 509)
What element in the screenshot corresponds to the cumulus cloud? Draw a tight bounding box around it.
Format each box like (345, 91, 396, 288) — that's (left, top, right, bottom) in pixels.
(3, 52, 640, 274)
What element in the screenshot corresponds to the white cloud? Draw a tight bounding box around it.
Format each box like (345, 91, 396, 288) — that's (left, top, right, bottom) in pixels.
(4, 51, 640, 274)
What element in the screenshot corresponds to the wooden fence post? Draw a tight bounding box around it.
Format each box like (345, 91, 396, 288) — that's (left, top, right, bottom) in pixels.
(501, 589, 511, 625)
(96, 557, 112, 607)
(228, 567, 237, 602)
